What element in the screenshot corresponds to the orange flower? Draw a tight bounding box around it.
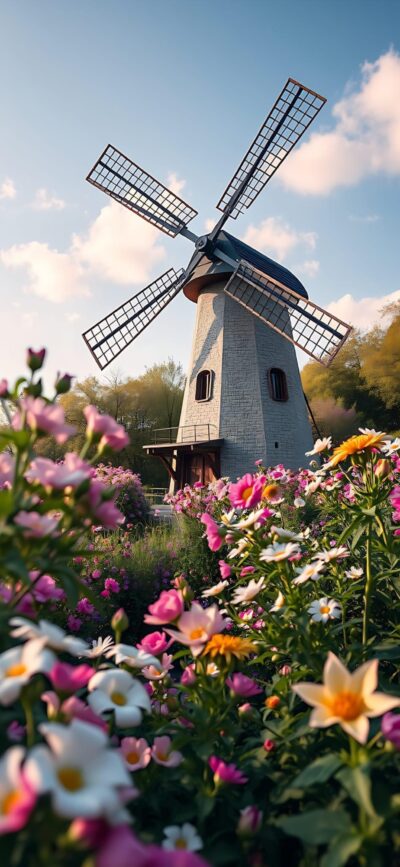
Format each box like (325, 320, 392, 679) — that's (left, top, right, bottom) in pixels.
(265, 695, 280, 709)
(203, 634, 256, 663)
(262, 483, 283, 502)
(327, 432, 386, 468)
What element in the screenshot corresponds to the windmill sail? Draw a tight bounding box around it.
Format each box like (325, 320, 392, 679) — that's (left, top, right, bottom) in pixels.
(224, 260, 351, 366)
(87, 145, 198, 237)
(83, 268, 185, 370)
(216, 79, 326, 220)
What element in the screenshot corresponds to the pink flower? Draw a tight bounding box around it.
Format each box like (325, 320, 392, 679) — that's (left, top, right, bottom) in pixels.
(181, 664, 196, 686)
(76, 597, 95, 616)
(27, 347, 46, 370)
(263, 739, 275, 752)
(13, 396, 76, 443)
(14, 511, 58, 538)
(200, 514, 226, 552)
(166, 602, 226, 656)
(121, 737, 152, 770)
(208, 756, 248, 785)
(237, 805, 263, 836)
(0, 378, 8, 397)
(48, 661, 93, 693)
(25, 453, 92, 489)
(41, 691, 107, 730)
(144, 590, 184, 626)
(67, 615, 82, 632)
(218, 560, 232, 579)
(104, 577, 120, 593)
(95, 824, 148, 867)
(92, 569, 102, 580)
(87, 480, 124, 529)
(84, 405, 130, 451)
(229, 474, 263, 509)
(29, 572, 65, 603)
(151, 736, 183, 767)
(142, 653, 173, 681)
(381, 712, 400, 749)
(0, 452, 14, 487)
(240, 566, 255, 577)
(0, 747, 36, 834)
(138, 632, 171, 655)
(226, 673, 262, 698)
(7, 721, 26, 743)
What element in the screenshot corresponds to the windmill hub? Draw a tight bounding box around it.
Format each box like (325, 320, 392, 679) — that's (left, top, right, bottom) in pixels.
(195, 235, 214, 255)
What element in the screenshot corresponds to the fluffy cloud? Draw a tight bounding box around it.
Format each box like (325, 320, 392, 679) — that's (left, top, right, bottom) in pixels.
(0, 242, 90, 303)
(166, 172, 186, 196)
(348, 213, 380, 224)
(280, 50, 400, 195)
(297, 259, 320, 278)
(242, 216, 317, 261)
(327, 288, 400, 330)
(0, 178, 16, 200)
(32, 188, 66, 211)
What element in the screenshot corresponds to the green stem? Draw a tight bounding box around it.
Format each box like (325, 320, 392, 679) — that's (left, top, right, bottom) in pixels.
(362, 522, 373, 648)
(21, 695, 35, 747)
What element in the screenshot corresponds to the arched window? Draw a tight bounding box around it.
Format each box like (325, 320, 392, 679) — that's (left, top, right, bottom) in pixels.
(268, 368, 288, 402)
(195, 369, 213, 402)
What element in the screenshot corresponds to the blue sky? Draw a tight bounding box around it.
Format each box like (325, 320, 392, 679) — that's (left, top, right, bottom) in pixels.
(0, 0, 399, 385)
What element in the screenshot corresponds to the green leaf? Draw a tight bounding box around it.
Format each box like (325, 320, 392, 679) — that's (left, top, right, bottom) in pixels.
(374, 644, 400, 660)
(0, 489, 13, 518)
(338, 514, 364, 546)
(276, 809, 351, 845)
(292, 753, 343, 788)
(320, 833, 363, 867)
(336, 767, 378, 821)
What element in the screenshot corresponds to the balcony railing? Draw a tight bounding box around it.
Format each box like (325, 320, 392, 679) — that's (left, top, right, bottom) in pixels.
(151, 424, 218, 445)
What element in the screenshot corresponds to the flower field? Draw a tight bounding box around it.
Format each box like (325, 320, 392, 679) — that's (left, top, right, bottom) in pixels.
(1, 351, 400, 866)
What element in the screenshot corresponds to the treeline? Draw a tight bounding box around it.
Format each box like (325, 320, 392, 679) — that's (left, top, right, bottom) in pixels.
(301, 302, 400, 442)
(37, 359, 185, 486)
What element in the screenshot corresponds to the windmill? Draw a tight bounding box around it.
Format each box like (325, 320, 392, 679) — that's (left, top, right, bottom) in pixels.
(83, 78, 351, 487)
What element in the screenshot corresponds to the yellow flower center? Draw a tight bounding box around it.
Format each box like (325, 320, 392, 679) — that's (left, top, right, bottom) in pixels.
(175, 838, 188, 849)
(156, 751, 169, 762)
(1, 790, 23, 815)
(263, 484, 279, 500)
(111, 690, 127, 706)
(330, 691, 365, 721)
(190, 628, 205, 640)
(57, 767, 83, 791)
(242, 486, 254, 501)
(320, 605, 331, 614)
(126, 750, 140, 764)
(5, 663, 27, 678)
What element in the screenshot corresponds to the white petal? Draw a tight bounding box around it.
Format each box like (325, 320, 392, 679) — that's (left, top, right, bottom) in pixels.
(87, 752, 131, 788)
(323, 652, 351, 695)
(351, 659, 378, 697)
(114, 705, 142, 727)
(24, 745, 56, 793)
(341, 715, 370, 744)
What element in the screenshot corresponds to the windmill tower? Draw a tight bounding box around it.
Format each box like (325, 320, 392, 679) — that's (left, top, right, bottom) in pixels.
(83, 78, 351, 488)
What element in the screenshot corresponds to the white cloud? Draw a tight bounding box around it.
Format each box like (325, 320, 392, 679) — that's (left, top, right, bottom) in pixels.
(167, 172, 186, 196)
(280, 49, 400, 195)
(0, 242, 90, 303)
(71, 200, 166, 285)
(297, 259, 320, 278)
(65, 312, 80, 322)
(242, 216, 317, 261)
(348, 213, 380, 223)
(32, 188, 66, 211)
(327, 288, 400, 329)
(0, 178, 16, 200)
(204, 218, 215, 233)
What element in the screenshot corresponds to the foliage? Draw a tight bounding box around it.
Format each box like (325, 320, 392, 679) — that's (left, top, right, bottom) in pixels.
(94, 464, 150, 526)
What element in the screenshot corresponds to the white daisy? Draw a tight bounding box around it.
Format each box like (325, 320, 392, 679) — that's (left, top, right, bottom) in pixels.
(305, 437, 332, 456)
(24, 718, 130, 820)
(9, 618, 88, 657)
(87, 668, 151, 727)
(382, 438, 400, 455)
(294, 497, 305, 508)
(260, 542, 300, 563)
(232, 577, 266, 605)
(106, 643, 161, 670)
(202, 580, 229, 598)
(0, 639, 55, 706)
(292, 561, 325, 586)
(308, 597, 341, 623)
(313, 547, 349, 564)
(270, 526, 303, 542)
(82, 636, 114, 658)
(269, 591, 286, 612)
(344, 566, 364, 580)
(162, 822, 203, 852)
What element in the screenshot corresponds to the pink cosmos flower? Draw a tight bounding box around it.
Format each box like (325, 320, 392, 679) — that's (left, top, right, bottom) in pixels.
(218, 560, 232, 579)
(84, 405, 130, 451)
(14, 511, 58, 538)
(0, 747, 36, 834)
(138, 632, 172, 655)
(229, 473, 263, 509)
(25, 453, 92, 489)
(0, 452, 15, 487)
(48, 661, 94, 693)
(166, 602, 226, 656)
(87, 480, 124, 529)
(12, 396, 76, 443)
(121, 737, 152, 771)
(144, 590, 184, 626)
(151, 736, 183, 767)
(41, 691, 107, 730)
(200, 514, 226, 552)
(226, 673, 262, 698)
(142, 653, 173, 681)
(208, 756, 248, 785)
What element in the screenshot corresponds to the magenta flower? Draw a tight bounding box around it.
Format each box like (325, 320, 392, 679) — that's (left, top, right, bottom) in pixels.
(218, 560, 232, 579)
(25, 453, 92, 489)
(138, 632, 171, 655)
(381, 712, 400, 748)
(76, 598, 95, 616)
(226, 673, 262, 698)
(67, 614, 82, 632)
(84, 405, 130, 452)
(240, 566, 256, 577)
(200, 514, 226, 552)
(87, 480, 124, 529)
(27, 347, 46, 371)
(49, 661, 94, 693)
(13, 396, 76, 443)
(152, 736, 183, 768)
(209, 756, 248, 785)
(6, 721, 26, 743)
(41, 691, 107, 730)
(104, 577, 120, 594)
(0, 747, 36, 834)
(181, 664, 196, 686)
(14, 511, 58, 538)
(228, 473, 263, 509)
(121, 737, 152, 771)
(30, 572, 65, 603)
(144, 590, 184, 626)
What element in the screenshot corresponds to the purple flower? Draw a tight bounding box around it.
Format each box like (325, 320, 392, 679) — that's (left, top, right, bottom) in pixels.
(382, 712, 400, 748)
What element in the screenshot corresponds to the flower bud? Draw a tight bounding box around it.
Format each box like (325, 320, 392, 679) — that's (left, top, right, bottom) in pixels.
(263, 738, 275, 752)
(111, 608, 129, 635)
(27, 348, 46, 372)
(0, 378, 9, 397)
(55, 372, 73, 395)
(374, 458, 391, 479)
(237, 805, 263, 837)
(265, 695, 280, 709)
(279, 664, 292, 676)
